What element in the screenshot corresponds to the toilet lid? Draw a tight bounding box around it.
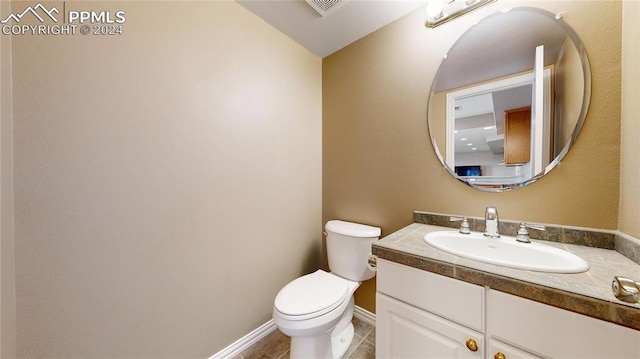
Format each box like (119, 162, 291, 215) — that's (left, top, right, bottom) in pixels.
(275, 270, 348, 318)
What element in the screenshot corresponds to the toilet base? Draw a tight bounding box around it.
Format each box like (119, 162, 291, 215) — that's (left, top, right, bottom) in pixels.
(331, 322, 354, 359)
(290, 332, 333, 359)
(289, 297, 356, 359)
(331, 296, 355, 358)
(288, 322, 355, 359)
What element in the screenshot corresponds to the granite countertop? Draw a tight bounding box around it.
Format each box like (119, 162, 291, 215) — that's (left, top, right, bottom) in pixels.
(372, 222, 640, 331)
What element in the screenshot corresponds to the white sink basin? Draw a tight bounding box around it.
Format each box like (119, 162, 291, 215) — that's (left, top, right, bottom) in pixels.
(424, 231, 589, 273)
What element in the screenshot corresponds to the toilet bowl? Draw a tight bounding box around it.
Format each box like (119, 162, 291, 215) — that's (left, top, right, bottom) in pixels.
(274, 270, 359, 358)
(273, 220, 381, 359)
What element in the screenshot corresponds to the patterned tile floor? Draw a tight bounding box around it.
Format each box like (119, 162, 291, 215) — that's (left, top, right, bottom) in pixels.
(235, 316, 375, 359)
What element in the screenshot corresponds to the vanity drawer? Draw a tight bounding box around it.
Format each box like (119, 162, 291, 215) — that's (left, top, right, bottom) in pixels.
(377, 259, 484, 331)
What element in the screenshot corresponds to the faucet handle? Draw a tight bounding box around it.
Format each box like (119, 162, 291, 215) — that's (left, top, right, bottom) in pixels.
(612, 276, 640, 303)
(450, 216, 471, 234)
(516, 222, 546, 243)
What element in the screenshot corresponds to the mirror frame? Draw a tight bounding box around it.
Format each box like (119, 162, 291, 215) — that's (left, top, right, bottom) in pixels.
(427, 7, 592, 192)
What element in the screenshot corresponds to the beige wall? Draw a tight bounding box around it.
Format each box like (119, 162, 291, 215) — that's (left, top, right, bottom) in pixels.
(620, 0, 640, 239)
(11, 1, 321, 357)
(323, 0, 622, 312)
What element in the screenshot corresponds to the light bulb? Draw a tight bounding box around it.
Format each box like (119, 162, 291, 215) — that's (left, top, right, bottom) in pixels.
(426, 0, 445, 20)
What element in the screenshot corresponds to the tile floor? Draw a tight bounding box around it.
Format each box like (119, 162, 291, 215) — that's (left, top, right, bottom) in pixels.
(235, 316, 375, 359)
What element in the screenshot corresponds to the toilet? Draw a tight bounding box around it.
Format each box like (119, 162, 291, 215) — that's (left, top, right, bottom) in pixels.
(273, 220, 381, 359)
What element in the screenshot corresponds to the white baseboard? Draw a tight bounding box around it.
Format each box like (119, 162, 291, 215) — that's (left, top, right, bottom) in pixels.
(209, 305, 376, 359)
(209, 319, 277, 359)
(354, 305, 376, 326)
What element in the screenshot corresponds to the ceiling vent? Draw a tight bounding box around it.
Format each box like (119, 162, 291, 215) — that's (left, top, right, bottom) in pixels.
(305, 0, 346, 16)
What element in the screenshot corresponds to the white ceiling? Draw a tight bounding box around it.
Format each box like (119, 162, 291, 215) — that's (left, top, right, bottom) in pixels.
(236, 0, 428, 58)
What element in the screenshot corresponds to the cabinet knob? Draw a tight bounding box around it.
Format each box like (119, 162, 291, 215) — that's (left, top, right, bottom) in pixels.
(465, 338, 478, 352)
(494, 352, 506, 359)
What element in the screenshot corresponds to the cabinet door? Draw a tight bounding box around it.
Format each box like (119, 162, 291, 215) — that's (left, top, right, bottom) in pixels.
(488, 339, 542, 359)
(504, 107, 531, 165)
(377, 293, 483, 359)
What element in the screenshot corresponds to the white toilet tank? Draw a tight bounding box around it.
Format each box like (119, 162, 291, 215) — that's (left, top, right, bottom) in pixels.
(325, 220, 381, 282)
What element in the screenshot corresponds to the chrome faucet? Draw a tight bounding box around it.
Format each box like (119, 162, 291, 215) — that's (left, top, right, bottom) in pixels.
(484, 206, 500, 238)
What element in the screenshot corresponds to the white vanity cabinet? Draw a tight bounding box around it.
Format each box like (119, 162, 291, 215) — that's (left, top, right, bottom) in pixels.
(376, 259, 640, 359)
(487, 289, 640, 358)
(376, 259, 485, 358)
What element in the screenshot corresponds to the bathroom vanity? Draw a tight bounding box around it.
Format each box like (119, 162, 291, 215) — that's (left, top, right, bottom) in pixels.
(374, 2, 639, 356)
(373, 218, 640, 359)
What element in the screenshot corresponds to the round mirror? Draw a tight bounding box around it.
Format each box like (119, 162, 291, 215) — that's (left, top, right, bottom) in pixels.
(427, 7, 591, 192)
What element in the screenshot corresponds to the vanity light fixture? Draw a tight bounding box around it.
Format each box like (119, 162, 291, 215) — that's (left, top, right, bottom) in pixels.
(425, 0, 496, 28)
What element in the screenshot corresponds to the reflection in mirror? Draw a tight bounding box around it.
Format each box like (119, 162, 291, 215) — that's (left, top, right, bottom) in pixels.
(427, 7, 591, 192)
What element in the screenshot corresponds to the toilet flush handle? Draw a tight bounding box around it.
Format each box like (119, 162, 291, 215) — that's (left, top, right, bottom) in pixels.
(366, 253, 378, 271)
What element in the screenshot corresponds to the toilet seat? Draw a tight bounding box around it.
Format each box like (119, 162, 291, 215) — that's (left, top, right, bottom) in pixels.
(274, 270, 349, 321)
